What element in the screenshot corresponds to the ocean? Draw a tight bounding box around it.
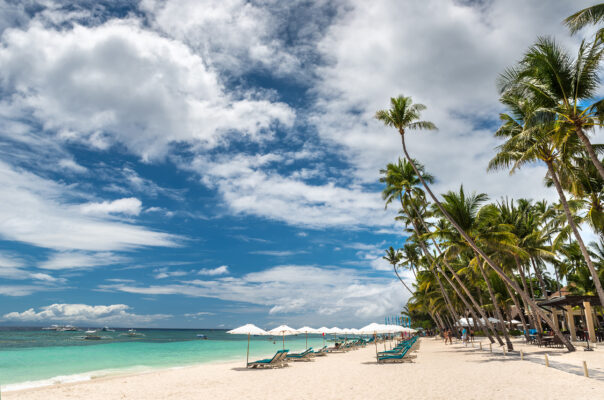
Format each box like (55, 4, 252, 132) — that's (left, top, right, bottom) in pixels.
(0, 327, 330, 391)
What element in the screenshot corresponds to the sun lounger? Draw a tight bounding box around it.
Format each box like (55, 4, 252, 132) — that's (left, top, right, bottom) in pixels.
(312, 346, 328, 356)
(377, 346, 414, 363)
(286, 347, 314, 361)
(247, 349, 289, 368)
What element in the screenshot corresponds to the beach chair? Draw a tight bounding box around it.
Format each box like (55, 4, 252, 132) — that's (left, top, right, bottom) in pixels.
(377, 346, 414, 363)
(286, 347, 314, 361)
(247, 349, 289, 368)
(312, 346, 328, 356)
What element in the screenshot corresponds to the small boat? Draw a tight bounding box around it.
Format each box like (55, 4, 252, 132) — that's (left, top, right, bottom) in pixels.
(101, 326, 115, 332)
(126, 329, 144, 337)
(84, 330, 102, 340)
(59, 325, 78, 332)
(196, 334, 208, 340)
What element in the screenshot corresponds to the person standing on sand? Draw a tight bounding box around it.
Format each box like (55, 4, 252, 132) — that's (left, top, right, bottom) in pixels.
(462, 327, 468, 346)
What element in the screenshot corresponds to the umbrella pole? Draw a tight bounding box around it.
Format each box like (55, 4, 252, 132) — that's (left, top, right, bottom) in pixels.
(374, 332, 378, 362)
(246, 333, 250, 368)
(282, 333, 285, 350)
(305, 332, 308, 349)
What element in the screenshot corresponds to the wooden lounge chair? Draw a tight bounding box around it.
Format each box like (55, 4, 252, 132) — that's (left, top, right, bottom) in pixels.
(312, 346, 328, 356)
(247, 349, 289, 368)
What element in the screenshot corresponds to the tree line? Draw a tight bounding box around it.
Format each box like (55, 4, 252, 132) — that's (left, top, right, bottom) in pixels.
(378, 4, 604, 352)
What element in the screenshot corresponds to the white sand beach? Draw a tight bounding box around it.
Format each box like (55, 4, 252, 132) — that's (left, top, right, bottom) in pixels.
(5, 338, 604, 400)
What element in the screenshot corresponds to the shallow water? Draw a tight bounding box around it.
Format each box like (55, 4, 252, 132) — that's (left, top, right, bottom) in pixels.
(0, 327, 330, 390)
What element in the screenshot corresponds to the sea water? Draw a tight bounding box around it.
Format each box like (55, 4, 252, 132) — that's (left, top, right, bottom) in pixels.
(0, 327, 330, 391)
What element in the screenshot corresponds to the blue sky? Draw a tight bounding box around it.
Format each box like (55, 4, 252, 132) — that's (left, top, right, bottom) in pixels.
(0, 0, 599, 328)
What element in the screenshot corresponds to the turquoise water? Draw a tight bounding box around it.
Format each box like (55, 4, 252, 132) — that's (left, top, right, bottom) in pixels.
(0, 328, 330, 390)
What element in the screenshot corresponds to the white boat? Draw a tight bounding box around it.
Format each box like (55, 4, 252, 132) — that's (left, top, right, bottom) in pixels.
(84, 330, 102, 340)
(101, 326, 115, 332)
(126, 329, 144, 337)
(58, 325, 78, 332)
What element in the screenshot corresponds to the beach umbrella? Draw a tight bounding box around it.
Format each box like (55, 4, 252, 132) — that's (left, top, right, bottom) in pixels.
(359, 323, 391, 360)
(327, 327, 344, 344)
(268, 325, 297, 350)
(296, 326, 318, 349)
(226, 324, 268, 367)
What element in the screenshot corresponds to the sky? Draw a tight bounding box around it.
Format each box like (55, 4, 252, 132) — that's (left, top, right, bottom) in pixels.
(0, 0, 600, 329)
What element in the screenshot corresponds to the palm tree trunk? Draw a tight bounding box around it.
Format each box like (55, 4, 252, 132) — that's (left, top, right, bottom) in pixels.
(504, 283, 531, 342)
(406, 200, 501, 344)
(546, 160, 604, 313)
(576, 127, 604, 181)
(476, 257, 514, 351)
(400, 132, 575, 351)
(530, 257, 548, 298)
(516, 258, 542, 333)
(393, 264, 414, 295)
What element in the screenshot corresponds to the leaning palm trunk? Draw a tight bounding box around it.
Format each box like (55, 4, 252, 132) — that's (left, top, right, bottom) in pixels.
(530, 257, 548, 298)
(406, 201, 501, 344)
(393, 264, 414, 295)
(400, 132, 575, 351)
(545, 160, 604, 313)
(432, 262, 462, 338)
(476, 257, 514, 351)
(504, 283, 531, 342)
(576, 127, 604, 181)
(516, 258, 542, 333)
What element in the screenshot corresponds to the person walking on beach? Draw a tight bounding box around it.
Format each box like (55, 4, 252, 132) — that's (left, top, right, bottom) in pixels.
(462, 327, 468, 346)
(470, 329, 475, 342)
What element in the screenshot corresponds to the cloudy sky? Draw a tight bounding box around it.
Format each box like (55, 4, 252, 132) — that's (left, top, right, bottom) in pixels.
(0, 0, 598, 328)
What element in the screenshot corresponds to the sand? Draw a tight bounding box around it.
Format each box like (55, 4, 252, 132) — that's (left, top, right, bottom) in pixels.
(5, 337, 604, 400)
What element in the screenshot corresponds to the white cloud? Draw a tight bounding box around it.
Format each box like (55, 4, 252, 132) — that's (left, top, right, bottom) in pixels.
(198, 265, 229, 276)
(39, 251, 124, 270)
(141, 0, 325, 78)
(154, 267, 189, 279)
(58, 158, 87, 173)
(310, 0, 597, 202)
(0, 252, 64, 283)
(183, 311, 215, 319)
(188, 153, 394, 228)
(0, 19, 294, 161)
(2, 303, 171, 325)
(0, 161, 179, 251)
(101, 264, 409, 326)
(80, 197, 142, 216)
(250, 250, 308, 257)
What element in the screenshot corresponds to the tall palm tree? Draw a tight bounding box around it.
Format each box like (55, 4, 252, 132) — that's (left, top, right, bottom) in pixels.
(489, 93, 604, 318)
(498, 37, 604, 181)
(383, 247, 414, 296)
(564, 3, 604, 37)
(376, 95, 575, 351)
(381, 158, 500, 342)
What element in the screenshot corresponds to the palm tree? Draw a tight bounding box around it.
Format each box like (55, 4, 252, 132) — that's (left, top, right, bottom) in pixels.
(489, 93, 604, 319)
(381, 157, 499, 342)
(498, 37, 604, 181)
(564, 3, 604, 37)
(383, 247, 415, 296)
(376, 95, 575, 351)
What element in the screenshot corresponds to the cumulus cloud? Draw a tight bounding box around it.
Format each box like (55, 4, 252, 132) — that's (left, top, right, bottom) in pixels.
(0, 19, 294, 161)
(80, 197, 142, 216)
(0, 161, 179, 251)
(310, 0, 597, 202)
(198, 265, 229, 276)
(101, 264, 409, 325)
(2, 303, 171, 325)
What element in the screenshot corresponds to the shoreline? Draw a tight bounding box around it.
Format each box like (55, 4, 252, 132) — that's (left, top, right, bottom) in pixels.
(1, 356, 245, 393)
(5, 338, 604, 400)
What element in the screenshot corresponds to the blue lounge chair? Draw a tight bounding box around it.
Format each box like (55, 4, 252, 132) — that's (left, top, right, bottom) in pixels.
(377, 346, 414, 363)
(247, 349, 289, 368)
(286, 347, 314, 361)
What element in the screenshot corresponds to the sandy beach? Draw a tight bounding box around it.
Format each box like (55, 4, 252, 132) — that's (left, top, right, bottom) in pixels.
(5, 337, 604, 400)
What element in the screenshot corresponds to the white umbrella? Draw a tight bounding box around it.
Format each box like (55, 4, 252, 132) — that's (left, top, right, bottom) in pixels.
(268, 325, 298, 350)
(296, 326, 318, 349)
(359, 323, 391, 359)
(227, 324, 268, 367)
